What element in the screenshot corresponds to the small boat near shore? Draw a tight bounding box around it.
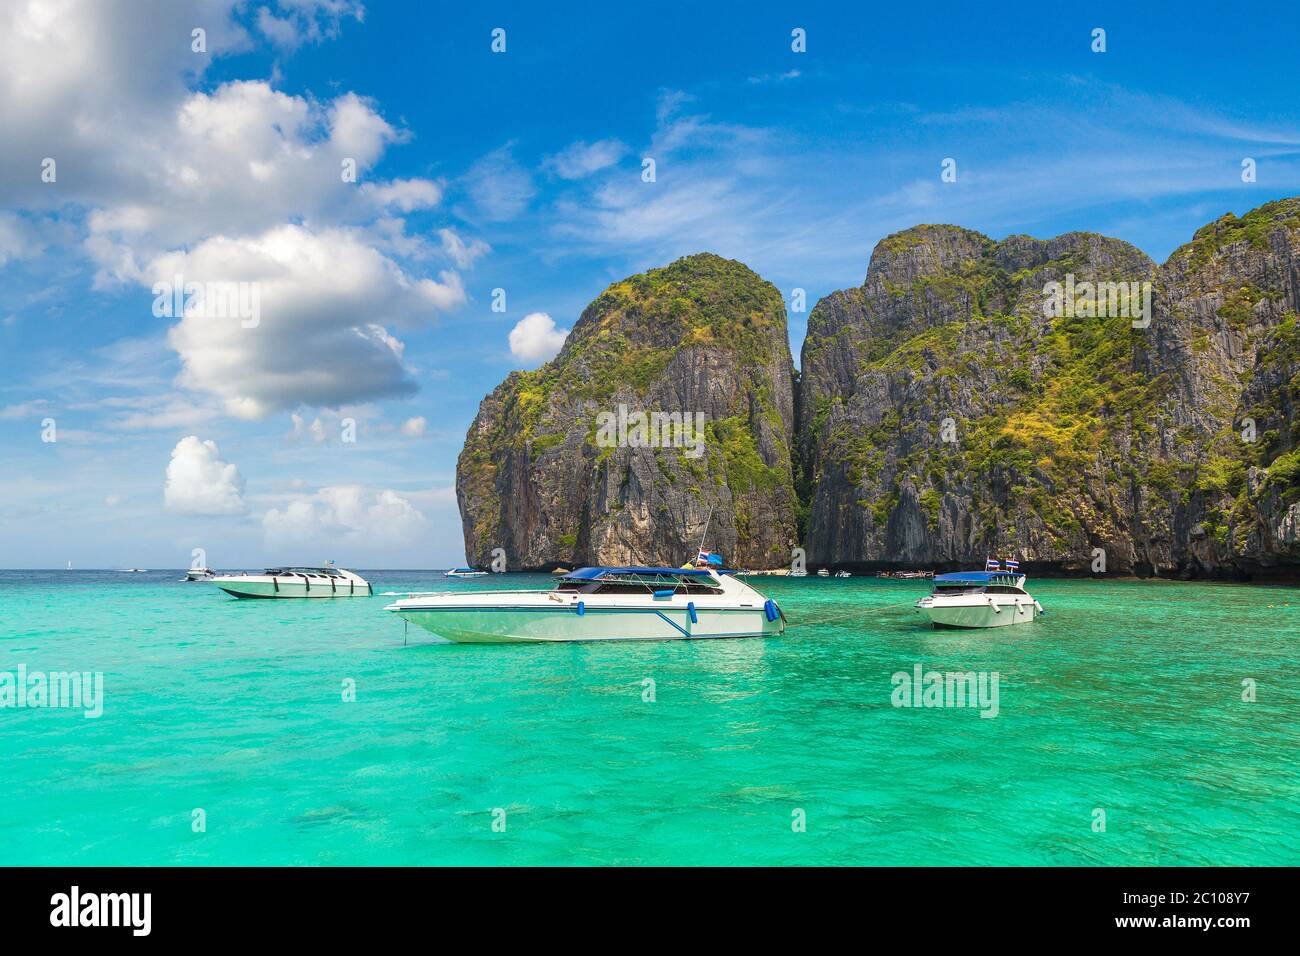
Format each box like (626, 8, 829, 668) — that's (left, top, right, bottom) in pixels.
(211, 566, 371, 599)
(914, 570, 1042, 628)
(445, 567, 489, 578)
(388, 564, 785, 644)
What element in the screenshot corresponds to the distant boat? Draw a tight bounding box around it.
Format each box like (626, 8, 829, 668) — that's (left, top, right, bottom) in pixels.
(182, 567, 217, 582)
(817, 568, 830, 577)
(211, 566, 371, 598)
(117, 568, 148, 573)
(445, 567, 489, 578)
(66, 561, 72, 570)
(789, 568, 807, 577)
(834, 570, 851, 578)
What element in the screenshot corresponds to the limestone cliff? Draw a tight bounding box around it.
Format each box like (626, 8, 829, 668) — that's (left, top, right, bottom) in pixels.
(458, 201, 1300, 578)
(457, 253, 799, 569)
(798, 198, 1300, 577)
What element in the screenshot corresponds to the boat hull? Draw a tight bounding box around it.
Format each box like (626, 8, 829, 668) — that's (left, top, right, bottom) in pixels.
(394, 604, 782, 644)
(917, 599, 1038, 629)
(213, 577, 371, 599)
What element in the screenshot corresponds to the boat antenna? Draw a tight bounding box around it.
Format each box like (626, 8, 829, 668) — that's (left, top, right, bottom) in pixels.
(696, 500, 715, 556)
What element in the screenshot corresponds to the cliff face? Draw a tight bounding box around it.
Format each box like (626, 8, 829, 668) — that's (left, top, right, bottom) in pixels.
(457, 253, 799, 569)
(798, 198, 1300, 576)
(458, 200, 1300, 577)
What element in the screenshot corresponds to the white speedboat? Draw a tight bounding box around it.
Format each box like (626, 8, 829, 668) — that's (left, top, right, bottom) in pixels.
(387, 565, 785, 644)
(183, 567, 216, 582)
(834, 570, 851, 578)
(445, 567, 488, 578)
(212, 566, 371, 598)
(914, 571, 1042, 628)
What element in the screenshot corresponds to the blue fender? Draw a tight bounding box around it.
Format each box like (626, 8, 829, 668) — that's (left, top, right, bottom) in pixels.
(576, 601, 585, 616)
(764, 599, 779, 622)
(687, 601, 698, 624)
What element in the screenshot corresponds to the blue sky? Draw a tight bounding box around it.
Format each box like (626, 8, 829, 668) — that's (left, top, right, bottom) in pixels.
(2, 0, 1299, 569)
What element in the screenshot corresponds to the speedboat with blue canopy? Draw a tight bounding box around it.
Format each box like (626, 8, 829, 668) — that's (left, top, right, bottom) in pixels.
(444, 567, 488, 578)
(914, 569, 1042, 628)
(386, 564, 785, 644)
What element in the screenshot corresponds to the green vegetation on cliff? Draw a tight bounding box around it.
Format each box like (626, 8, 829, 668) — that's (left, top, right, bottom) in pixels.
(460, 199, 1300, 574)
(799, 200, 1300, 573)
(456, 252, 799, 568)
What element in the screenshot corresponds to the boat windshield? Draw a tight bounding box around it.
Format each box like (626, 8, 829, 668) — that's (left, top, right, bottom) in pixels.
(931, 584, 1024, 596)
(265, 567, 345, 577)
(555, 570, 722, 596)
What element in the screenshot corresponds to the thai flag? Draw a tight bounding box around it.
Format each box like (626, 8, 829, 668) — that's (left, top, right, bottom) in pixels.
(1004, 558, 1020, 571)
(985, 557, 1001, 571)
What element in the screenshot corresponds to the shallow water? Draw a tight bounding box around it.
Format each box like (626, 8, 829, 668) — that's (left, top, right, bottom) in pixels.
(1, 569, 1296, 865)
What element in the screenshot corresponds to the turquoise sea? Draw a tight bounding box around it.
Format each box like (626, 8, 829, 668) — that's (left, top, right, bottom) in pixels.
(1, 569, 1297, 866)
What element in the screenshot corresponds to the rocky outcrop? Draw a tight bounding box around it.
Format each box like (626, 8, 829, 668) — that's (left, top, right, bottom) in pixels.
(458, 201, 1300, 577)
(457, 253, 799, 569)
(798, 198, 1300, 577)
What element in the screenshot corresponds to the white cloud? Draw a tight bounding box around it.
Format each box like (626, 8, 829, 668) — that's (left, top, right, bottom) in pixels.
(289, 412, 329, 443)
(400, 416, 427, 437)
(103, 395, 220, 431)
(254, 2, 361, 50)
(547, 90, 784, 264)
(360, 177, 443, 213)
(461, 144, 536, 222)
(0, 1, 252, 214)
(0, 9, 474, 418)
(164, 436, 246, 515)
(508, 312, 569, 364)
(0, 399, 52, 420)
(154, 224, 464, 418)
(545, 138, 629, 179)
(83, 81, 415, 278)
(263, 484, 428, 548)
(747, 69, 801, 85)
(0, 213, 37, 267)
(437, 228, 490, 269)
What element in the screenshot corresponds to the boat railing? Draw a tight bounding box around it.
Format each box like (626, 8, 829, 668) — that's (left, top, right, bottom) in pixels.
(389, 587, 553, 597)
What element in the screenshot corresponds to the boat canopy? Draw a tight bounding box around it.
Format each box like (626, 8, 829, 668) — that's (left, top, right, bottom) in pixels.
(564, 566, 715, 580)
(265, 566, 346, 576)
(933, 571, 1023, 584)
